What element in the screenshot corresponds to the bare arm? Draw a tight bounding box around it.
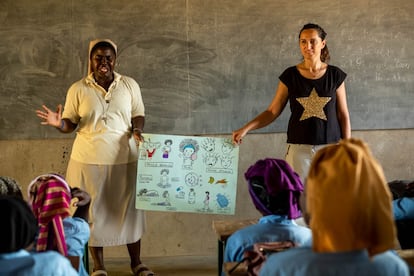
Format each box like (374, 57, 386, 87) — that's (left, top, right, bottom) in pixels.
(336, 82, 351, 139)
(232, 82, 289, 144)
(132, 115, 145, 143)
(35, 104, 77, 133)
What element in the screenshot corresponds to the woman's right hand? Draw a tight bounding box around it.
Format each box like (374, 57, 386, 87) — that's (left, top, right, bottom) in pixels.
(232, 127, 248, 145)
(36, 104, 62, 128)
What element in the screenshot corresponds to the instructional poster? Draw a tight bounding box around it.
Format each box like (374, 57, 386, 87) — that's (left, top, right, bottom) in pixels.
(135, 133, 239, 215)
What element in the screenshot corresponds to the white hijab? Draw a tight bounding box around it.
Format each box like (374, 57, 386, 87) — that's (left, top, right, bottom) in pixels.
(87, 38, 118, 75)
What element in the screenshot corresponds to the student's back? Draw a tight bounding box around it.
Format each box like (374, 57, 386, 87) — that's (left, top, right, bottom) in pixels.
(0, 196, 78, 276)
(259, 139, 409, 276)
(224, 215, 311, 262)
(224, 158, 312, 262)
(28, 174, 91, 276)
(0, 249, 78, 276)
(260, 247, 407, 276)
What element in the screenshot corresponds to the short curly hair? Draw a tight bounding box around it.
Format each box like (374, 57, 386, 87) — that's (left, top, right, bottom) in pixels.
(0, 176, 23, 199)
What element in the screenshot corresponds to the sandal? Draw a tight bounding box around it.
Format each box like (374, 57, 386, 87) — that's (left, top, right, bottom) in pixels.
(131, 263, 155, 276)
(91, 269, 108, 276)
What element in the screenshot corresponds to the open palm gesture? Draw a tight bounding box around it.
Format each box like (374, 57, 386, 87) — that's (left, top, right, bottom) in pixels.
(36, 104, 62, 128)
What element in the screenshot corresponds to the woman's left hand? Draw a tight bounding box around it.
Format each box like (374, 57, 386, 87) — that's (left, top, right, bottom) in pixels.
(133, 128, 144, 143)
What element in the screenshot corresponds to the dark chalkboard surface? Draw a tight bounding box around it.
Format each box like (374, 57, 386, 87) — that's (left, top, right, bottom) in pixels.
(0, 0, 413, 140)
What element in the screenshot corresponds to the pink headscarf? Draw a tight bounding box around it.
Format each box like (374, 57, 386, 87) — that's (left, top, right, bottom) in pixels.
(28, 174, 71, 256)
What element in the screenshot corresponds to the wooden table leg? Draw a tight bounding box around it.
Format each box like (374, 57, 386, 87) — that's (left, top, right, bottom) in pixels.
(218, 239, 224, 276)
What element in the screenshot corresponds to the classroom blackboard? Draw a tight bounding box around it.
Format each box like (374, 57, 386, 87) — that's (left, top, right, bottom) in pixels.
(0, 0, 413, 140)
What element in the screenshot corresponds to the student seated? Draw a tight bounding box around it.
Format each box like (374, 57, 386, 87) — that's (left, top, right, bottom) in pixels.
(224, 158, 312, 264)
(28, 173, 91, 276)
(390, 180, 414, 220)
(389, 180, 414, 249)
(0, 196, 78, 276)
(259, 138, 410, 276)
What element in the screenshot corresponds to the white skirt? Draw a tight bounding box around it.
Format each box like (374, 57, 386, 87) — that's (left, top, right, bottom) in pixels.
(66, 159, 146, 246)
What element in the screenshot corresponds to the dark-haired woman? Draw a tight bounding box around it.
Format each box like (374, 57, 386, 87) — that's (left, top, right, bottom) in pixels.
(232, 23, 351, 182)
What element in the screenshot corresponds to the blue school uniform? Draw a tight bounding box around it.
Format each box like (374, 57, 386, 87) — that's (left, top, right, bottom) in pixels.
(259, 247, 409, 276)
(64, 217, 90, 276)
(393, 197, 414, 220)
(0, 249, 78, 276)
(224, 215, 312, 262)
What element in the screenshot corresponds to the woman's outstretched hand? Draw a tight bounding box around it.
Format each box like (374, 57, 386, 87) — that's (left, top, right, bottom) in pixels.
(36, 104, 62, 128)
(232, 127, 247, 145)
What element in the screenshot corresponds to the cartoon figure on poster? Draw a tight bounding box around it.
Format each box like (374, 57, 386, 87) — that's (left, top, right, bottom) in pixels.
(201, 137, 215, 152)
(141, 138, 161, 160)
(221, 139, 234, 155)
(179, 139, 199, 169)
(158, 169, 171, 188)
(203, 191, 211, 212)
(203, 152, 220, 168)
(136, 133, 239, 215)
(188, 188, 196, 204)
(138, 188, 159, 198)
(152, 191, 171, 206)
(221, 155, 234, 169)
(162, 139, 173, 159)
(162, 191, 171, 206)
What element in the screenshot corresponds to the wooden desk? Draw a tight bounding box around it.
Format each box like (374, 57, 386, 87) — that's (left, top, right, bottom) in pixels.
(212, 219, 258, 276)
(223, 262, 248, 276)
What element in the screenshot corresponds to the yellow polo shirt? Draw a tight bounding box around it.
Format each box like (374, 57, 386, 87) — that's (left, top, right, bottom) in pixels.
(62, 72, 145, 164)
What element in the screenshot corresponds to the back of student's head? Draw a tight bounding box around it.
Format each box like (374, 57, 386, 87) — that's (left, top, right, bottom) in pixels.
(306, 138, 397, 256)
(27, 173, 72, 255)
(0, 176, 24, 199)
(245, 158, 303, 219)
(0, 196, 38, 253)
(28, 173, 71, 215)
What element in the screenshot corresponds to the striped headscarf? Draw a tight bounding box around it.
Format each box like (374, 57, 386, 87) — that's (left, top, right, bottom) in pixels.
(27, 174, 71, 256)
(306, 138, 397, 257)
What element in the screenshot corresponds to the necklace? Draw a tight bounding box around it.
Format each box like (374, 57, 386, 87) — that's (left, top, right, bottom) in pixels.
(92, 75, 114, 124)
(101, 100, 110, 124)
(94, 90, 111, 124)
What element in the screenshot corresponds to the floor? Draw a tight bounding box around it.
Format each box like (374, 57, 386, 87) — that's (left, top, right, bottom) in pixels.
(91, 255, 217, 276)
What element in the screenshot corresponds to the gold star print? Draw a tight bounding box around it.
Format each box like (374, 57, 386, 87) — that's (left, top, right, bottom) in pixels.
(296, 88, 331, 121)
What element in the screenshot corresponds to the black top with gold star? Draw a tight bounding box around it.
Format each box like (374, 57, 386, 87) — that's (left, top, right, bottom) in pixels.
(279, 65, 347, 145)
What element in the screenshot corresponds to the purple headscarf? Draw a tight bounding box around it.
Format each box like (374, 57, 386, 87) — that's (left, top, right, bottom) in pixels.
(245, 158, 303, 219)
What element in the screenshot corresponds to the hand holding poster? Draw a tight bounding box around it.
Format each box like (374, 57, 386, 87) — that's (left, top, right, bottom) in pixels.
(136, 133, 239, 215)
